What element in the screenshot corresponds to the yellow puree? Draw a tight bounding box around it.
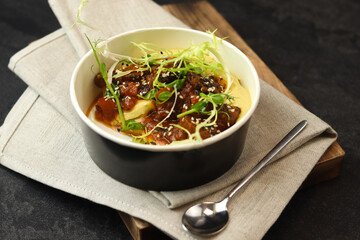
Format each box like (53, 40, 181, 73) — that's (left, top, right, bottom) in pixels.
(227, 77, 252, 120)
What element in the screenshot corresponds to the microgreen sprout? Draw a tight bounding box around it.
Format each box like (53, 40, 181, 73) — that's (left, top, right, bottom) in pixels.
(156, 90, 174, 103)
(177, 101, 208, 118)
(138, 89, 158, 100)
(132, 138, 147, 144)
(86, 34, 143, 131)
(122, 120, 145, 131)
(86, 34, 127, 128)
(104, 83, 120, 99)
(170, 124, 194, 142)
(72, 0, 98, 30)
(113, 69, 133, 78)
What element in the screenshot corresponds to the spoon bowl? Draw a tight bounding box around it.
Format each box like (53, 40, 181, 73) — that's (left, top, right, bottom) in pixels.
(182, 199, 229, 235)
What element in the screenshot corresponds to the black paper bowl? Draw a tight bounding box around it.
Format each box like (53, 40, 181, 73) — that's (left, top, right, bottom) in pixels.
(70, 28, 260, 191)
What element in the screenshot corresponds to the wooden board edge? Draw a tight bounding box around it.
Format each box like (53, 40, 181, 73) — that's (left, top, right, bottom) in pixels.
(301, 154, 344, 188)
(118, 211, 142, 239)
(118, 212, 171, 240)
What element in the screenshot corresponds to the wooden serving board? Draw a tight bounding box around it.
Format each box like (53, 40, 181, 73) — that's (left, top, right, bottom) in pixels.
(118, 1, 345, 239)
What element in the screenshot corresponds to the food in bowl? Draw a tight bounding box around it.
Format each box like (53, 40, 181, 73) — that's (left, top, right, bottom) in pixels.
(86, 31, 252, 145)
(71, 28, 259, 190)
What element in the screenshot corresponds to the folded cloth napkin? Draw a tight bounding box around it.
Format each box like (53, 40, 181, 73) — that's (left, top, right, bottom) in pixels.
(0, 0, 337, 239)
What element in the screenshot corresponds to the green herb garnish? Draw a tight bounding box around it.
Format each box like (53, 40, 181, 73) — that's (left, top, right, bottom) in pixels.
(72, 0, 98, 30)
(132, 137, 147, 144)
(86, 34, 126, 128)
(122, 120, 145, 131)
(156, 90, 174, 103)
(177, 92, 230, 118)
(177, 101, 208, 118)
(138, 88, 158, 100)
(104, 83, 120, 99)
(166, 76, 186, 90)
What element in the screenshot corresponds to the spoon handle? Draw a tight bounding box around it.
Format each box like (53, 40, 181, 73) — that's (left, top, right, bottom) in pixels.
(225, 120, 308, 200)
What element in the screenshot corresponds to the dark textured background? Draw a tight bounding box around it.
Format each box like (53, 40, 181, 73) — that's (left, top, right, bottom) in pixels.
(1, 0, 359, 239)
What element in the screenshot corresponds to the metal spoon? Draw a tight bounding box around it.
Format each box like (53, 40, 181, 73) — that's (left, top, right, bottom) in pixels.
(182, 120, 308, 236)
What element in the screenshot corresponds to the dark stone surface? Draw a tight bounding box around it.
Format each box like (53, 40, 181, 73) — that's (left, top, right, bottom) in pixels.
(0, 0, 359, 239)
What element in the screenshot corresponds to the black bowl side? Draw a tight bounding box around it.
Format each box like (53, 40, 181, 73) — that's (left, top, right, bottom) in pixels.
(81, 120, 250, 191)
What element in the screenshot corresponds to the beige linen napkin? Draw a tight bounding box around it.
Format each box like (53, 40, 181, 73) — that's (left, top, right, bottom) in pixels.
(1, 0, 337, 239)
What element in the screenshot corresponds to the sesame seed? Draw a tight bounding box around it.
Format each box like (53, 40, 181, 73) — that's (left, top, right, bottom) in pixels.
(208, 87, 216, 92)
